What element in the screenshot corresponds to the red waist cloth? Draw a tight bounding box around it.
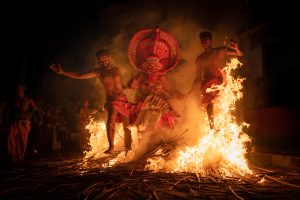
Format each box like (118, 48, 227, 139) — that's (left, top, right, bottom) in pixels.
(105, 94, 179, 128)
(105, 95, 142, 124)
(105, 95, 130, 123)
(201, 72, 223, 106)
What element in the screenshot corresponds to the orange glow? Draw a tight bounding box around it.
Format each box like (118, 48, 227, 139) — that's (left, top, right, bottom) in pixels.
(84, 119, 139, 167)
(145, 58, 252, 177)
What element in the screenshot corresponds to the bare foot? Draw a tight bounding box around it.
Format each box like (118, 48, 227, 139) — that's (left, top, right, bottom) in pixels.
(104, 148, 114, 154)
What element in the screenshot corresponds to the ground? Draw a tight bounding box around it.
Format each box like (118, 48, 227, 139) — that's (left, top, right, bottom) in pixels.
(1, 152, 300, 199)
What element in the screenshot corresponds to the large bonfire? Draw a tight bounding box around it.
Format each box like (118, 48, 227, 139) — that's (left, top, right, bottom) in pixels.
(146, 57, 252, 176)
(84, 57, 252, 177)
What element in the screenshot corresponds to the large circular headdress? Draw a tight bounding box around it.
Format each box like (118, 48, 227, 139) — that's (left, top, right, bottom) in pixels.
(128, 27, 179, 74)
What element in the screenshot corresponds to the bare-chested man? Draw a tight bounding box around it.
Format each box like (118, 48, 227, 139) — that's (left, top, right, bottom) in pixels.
(189, 31, 243, 130)
(7, 84, 40, 161)
(50, 49, 131, 154)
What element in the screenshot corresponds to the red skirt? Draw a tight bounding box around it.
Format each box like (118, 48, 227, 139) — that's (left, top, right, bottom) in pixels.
(7, 120, 31, 161)
(201, 71, 223, 106)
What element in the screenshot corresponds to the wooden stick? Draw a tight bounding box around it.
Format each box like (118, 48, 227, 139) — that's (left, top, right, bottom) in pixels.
(265, 175, 300, 188)
(152, 190, 160, 200)
(228, 186, 244, 200)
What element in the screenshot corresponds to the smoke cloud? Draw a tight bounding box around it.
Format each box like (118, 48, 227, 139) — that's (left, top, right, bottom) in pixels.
(50, 0, 251, 154)
(91, 0, 250, 148)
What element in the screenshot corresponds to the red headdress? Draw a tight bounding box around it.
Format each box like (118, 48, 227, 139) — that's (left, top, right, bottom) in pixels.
(128, 27, 179, 74)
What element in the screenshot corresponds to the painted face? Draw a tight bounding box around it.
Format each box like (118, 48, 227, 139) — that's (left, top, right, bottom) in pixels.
(97, 55, 110, 68)
(142, 58, 162, 72)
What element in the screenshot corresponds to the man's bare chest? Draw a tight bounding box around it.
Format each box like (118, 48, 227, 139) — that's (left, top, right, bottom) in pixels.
(15, 98, 30, 110)
(200, 52, 224, 67)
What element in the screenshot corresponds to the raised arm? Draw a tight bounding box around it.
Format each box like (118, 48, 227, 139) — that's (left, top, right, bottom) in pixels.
(50, 62, 99, 79)
(224, 39, 243, 57)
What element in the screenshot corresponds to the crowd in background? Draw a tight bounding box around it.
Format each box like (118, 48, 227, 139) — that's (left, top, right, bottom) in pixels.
(0, 92, 103, 162)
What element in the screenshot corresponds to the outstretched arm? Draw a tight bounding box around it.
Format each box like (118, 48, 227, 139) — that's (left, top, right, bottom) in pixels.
(50, 62, 99, 79)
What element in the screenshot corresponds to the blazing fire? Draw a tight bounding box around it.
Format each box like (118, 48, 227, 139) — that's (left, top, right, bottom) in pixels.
(145, 58, 252, 176)
(84, 118, 139, 167)
(83, 57, 252, 176)
(84, 120, 112, 159)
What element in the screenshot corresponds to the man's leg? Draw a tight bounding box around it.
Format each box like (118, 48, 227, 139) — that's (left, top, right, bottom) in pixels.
(122, 117, 132, 151)
(104, 108, 117, 154)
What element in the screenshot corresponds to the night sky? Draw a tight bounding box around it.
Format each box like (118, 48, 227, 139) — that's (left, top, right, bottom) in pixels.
(3, 0, 299, 107)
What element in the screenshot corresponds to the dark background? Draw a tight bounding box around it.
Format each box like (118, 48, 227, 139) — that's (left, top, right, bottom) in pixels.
(1, 0, 299, 107)
(3, 0, 299, 106)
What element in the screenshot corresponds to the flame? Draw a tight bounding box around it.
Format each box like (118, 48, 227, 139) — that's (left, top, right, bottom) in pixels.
(84, 117, 139, 167)
(83, 120, 126, 159)
(146, 58, 252, 176)
(82, 57, 252, 176)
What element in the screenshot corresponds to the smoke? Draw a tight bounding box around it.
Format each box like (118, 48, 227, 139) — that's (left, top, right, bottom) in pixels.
(80, 0, 250, 151)
(85, 1, 247, 79)
(50, 0, 250, 155)
(52, 0, 249, 98)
